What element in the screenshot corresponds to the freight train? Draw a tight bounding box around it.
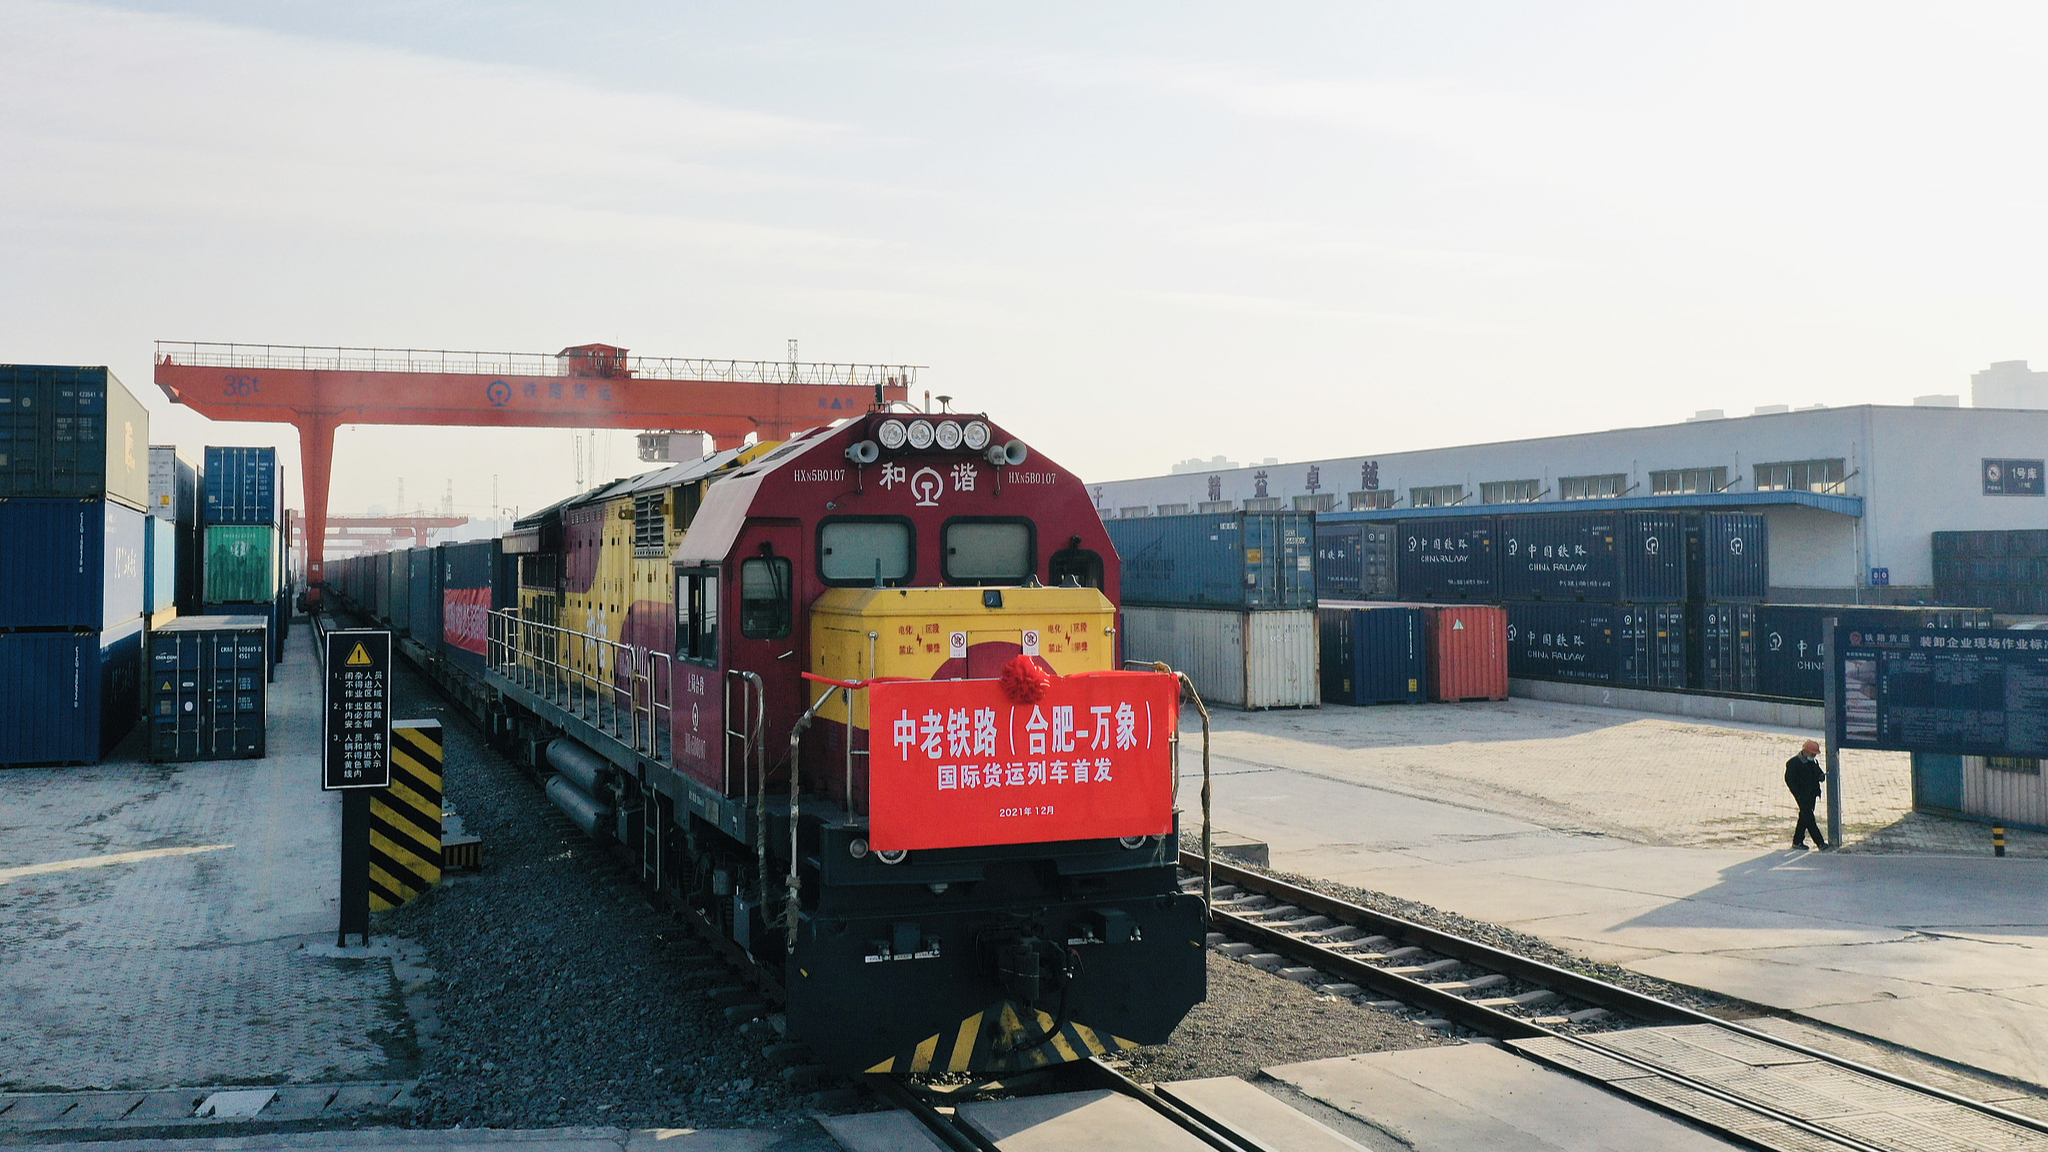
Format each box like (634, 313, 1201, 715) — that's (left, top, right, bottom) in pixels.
(324, 412, 1208, 1075)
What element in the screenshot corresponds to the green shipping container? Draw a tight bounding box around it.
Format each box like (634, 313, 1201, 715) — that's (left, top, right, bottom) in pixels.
(203, 525, 279, 603)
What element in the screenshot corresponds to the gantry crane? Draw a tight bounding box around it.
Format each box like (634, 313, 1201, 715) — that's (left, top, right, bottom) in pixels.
(155, 341, 916, 605)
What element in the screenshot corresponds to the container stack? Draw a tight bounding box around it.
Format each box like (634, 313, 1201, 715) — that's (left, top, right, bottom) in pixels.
(200, 446, 286, 679)
(1755, 604, 1994, 702)
(1498, 511, 1689, 689)
(1105, 511, 1319, 708)
(147, 615, 267, 761)
(1933, 530, 2048, 614)
(0, 364, 150, 766)
(1683, 512, 1768, 693)
(147, 445, 198, 622)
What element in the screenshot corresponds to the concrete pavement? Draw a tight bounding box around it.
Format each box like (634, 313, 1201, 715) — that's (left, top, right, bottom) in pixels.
(1185, 697, 2048, 1090)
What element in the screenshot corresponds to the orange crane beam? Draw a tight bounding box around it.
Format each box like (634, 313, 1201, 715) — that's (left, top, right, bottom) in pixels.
(155, 341, 917, 604)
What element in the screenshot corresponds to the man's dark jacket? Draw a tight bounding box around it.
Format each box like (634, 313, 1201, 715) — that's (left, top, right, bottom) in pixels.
(1785, 754, 1825, 803)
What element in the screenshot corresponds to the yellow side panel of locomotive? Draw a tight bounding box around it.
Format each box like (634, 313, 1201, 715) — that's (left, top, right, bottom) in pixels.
(808, 585, 1116, 727)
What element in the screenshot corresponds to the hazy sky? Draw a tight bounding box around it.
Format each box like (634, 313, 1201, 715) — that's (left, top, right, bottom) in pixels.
(4, 2, 2044, 520)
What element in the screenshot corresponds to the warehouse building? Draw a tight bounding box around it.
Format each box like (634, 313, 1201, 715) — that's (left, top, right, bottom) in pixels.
(1090, 401, 2048, 605)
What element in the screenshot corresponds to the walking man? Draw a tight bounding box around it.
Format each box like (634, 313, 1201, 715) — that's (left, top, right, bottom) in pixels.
(1785, 739, 1828, 850)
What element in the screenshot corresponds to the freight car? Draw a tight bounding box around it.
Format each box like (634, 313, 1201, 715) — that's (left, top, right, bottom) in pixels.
(325, 413, 1206, 1077)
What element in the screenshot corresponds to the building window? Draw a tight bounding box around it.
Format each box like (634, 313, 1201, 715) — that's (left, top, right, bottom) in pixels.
(1198, 500, 1235, 513)
(633, 493, 668, 557)
(1293, 493, 1337, 513)
(1241, 497, 1282, 512)
(1481, 479, 1540, 504)
(1349, 490, 1396, 511)
(1650, 467, 1728, 495)
(1117, 506, 1150, 519)
(1155, 503, 1191, 517)
(1410, 484, 1465, 508)
(1755, 459, 1847, 494)
(1986, 756, 2041, 775)
(1560, 473, 1627, 500)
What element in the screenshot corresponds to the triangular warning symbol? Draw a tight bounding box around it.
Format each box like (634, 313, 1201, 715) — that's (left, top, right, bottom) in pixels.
(346, 643, 373, 666)
(1452, 620, 1466, 630)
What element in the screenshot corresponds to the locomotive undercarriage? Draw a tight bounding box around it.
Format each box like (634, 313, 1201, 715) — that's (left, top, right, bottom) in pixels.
(480, 670, 1206, 1076)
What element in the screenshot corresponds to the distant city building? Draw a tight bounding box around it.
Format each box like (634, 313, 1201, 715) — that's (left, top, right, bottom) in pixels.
(1972, 361, 2048, 409)
(1171, 455, 1239, 474)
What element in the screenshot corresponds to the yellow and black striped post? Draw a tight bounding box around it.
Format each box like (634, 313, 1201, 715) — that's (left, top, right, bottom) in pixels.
(368, 719, 444, 910)
(1994, 825, 2007, 858)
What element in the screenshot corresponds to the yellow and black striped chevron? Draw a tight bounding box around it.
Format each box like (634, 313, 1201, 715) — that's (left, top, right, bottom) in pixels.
(369, 720, 444, 911)
(862, 1000, 1136, 1074)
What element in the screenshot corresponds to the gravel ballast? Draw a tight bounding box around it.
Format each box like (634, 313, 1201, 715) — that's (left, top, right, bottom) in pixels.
(379, 662, 815, 1132)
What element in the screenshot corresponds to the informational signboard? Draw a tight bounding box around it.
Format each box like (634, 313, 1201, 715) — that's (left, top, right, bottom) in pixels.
(323, 630, 392, 790)
(1835, 625, 2048, 758)
(865, 671, 1179, 852)
(1982, 458, 2046, 497)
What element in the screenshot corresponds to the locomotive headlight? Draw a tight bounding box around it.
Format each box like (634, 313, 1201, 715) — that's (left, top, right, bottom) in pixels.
(876, 419, 908, 450)
(906, 419, 936, 450)
(934, 420, 963, 450)
(848, 838, 870, 859)
(961, 420, 991, 451)
(877, 849, 909, 865)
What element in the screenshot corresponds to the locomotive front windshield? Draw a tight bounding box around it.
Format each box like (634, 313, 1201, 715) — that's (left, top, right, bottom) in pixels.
(819, 518, 913, 585)
(943, 518, 1034, 584)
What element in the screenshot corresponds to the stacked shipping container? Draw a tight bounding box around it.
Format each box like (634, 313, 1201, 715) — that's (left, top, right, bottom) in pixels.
(148, 615, 268, 761)
(0, 365, 149, 765)
(200, 445, 287, 677)
(1932, 530, 2048, 615)
(1106, 512, 1319, 708)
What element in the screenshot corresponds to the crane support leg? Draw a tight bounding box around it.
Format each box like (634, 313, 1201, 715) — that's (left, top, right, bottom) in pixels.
(295, 415, 339, 608)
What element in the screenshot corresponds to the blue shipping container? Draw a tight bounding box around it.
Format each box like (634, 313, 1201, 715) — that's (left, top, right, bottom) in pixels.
(408, 546, 440, 643)
(1318, 603, 1426, 705)
(202, 446, 280, 525)
(144, 516, 178, 617)
(387, 550, 413, 632)
(0, 620, 143, 766)
(440, 539, 497, 672)
(0, 365, 152, 509)
(202, 601, 282, 679)
(1498, 511, 1685, 603)
(1506, 601, 1686, 687)
(1314, 521, 1397, 601)
(1755, 604, 1994, 701)
(148, 445, 197, 524)
(1397, 517, 1498, 601)
(0, 497, 146, 630)
(1107, 512, 1317, 609)
(1688, 602, 1758, 694)
(148, 615, 267, 761)
(1685, 513, 1769, 602)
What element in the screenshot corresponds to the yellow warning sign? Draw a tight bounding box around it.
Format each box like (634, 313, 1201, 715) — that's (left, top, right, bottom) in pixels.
(346, 643, 373, 666)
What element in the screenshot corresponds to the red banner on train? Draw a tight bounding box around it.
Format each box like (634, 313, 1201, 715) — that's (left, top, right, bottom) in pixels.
(866, 671, 1179, 852)
(442, 587, 490, 656)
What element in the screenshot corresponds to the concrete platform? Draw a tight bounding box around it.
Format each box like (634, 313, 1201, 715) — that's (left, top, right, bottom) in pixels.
(22, 1128, 838, 1152)
(1186, 700, 2048, 1091)
(0, 634, 419, 1094)
(1268, 1045, 1742, 1150)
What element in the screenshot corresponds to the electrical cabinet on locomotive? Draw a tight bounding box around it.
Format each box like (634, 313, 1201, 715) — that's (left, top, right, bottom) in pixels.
(483, 412, 1206, 1075)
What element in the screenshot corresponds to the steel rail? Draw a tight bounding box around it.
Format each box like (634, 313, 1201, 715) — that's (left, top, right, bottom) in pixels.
(1190, 851, 2048, 1139)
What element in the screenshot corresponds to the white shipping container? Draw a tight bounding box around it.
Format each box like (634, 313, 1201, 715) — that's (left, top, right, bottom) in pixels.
(1962, 757, 2048, 829)
(1120, 606, 1318, 709)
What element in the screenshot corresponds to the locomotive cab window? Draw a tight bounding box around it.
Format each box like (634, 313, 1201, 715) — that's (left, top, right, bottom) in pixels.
(818, 518, 913, 586)
(944, 518, 1035, 585)
(739, 556, 793, 638)
(676, 569, 718, 661)
(1049, 545, 1103, 590)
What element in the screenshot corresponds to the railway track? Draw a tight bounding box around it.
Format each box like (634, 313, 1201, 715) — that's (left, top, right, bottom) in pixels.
(1192, 851, 2048, 1152)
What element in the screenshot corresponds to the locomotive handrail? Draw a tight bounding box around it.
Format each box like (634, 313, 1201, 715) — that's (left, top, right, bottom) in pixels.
(487, 609, 669, 760)
(726, 670, 765, 798)
(1127, 660, 1213, 921)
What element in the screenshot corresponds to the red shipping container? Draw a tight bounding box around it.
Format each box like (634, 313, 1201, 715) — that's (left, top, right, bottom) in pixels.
(1420, 604, 1508, 702)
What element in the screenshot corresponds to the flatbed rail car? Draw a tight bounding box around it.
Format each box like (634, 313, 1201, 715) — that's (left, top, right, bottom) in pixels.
(330, 413, 1208, 1076)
